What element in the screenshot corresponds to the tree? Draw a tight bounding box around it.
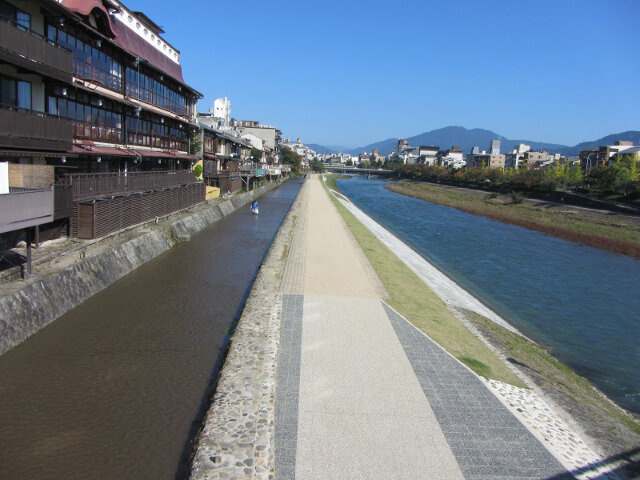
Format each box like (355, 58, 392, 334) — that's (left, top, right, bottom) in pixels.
(279, 146, 302, 173)
(250, 147, 262, 163)
(189, 130, 202, 155)
(310, 158, 325, 173)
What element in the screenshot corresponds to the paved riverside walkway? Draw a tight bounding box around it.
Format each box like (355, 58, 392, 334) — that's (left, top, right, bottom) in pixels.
(274, 175, 573, 480)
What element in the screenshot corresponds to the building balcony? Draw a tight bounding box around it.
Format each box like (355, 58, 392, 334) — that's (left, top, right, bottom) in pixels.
(60, 169, 197, 202)
(0, 106, 73, 151)
(0, 187, 54, 234)
(0, 18, 72, 83)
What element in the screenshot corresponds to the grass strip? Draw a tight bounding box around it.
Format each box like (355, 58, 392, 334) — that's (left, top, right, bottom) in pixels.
(322, 175, 525, 387)
(387, 181, 640, 258)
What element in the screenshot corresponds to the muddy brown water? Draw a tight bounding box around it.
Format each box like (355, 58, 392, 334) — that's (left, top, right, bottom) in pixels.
(0, 178, 303, 480)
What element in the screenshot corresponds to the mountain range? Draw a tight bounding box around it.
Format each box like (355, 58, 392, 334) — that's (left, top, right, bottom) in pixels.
(309, 127, 640, 157)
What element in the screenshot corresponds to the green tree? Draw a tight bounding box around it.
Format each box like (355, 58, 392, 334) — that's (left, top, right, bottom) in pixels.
(310, 158, 325, 173)
(189, 130, 202, 155)
(250, 147, 262, 163)
(279, 146, 302, 173)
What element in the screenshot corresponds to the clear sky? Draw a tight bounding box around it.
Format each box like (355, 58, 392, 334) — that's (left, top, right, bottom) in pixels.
(127, 0, 639, 149)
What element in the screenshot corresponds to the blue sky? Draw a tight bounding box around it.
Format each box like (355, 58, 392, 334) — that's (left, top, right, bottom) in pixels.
(128, 0, 639, 148)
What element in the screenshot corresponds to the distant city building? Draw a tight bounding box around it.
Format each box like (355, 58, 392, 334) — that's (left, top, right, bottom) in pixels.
(281, 139, 317, 162)
(522, 151, 553, 169)
(490, 139, 501, 155)
(505, 143, 530, 169)
(214, 97, 231, 125)
(439, 146, 465, 169)
(395, 139, 412, 157)
(417, 146, 439, 166)
(580, 140, 636, 170)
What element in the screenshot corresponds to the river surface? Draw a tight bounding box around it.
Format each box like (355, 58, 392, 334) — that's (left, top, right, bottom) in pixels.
(0, 178, 303, 480)
(337, 175, 640, 414)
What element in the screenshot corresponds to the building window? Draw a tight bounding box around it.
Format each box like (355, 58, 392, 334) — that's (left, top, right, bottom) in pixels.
(0, 75, 31, 110)
(47, 25, 123, 91)
(47, 86, 122, 142)
(126, 67, 187, 116)
(126, 113, 188, 151)
(0, 1, 31, 30)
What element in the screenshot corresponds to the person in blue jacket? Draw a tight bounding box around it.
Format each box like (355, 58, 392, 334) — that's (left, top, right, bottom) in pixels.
(251, 200, 259, 215)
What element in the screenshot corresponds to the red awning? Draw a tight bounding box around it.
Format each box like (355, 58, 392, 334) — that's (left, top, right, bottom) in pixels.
(133, 149, 196, 161)
(72, 145, 136, 157)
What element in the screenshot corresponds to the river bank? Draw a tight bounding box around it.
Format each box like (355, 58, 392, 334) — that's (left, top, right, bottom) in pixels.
(386, 180, 640, 258)
(328, 175, 640, 475)
(190, 174, 638, 478)
(0, 178, 287, 356)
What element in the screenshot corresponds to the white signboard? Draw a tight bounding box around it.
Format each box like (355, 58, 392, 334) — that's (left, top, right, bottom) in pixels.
(0, 162, 8, 195)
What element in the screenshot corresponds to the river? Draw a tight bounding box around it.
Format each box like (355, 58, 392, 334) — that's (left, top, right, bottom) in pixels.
(337, 175, 640, 415)
(0, 178, 303, 480)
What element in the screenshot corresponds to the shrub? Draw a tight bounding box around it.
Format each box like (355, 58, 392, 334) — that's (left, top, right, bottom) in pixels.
(510, 191, 524, 204)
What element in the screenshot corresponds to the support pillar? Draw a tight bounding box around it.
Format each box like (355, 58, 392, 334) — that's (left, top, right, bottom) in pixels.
(25, 227, 32, 277)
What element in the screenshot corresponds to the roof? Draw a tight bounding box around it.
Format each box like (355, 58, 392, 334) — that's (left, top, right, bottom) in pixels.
(60, 0, 202, 97)
(61, 0, 117, 37)
(614, 146, 640, 156)
(109, 15, 184, 85)
(131, 11, 165, 35)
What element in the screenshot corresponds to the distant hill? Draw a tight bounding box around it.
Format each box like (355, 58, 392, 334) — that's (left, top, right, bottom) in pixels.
(405, 126, 568, 156)
(310, 127, 640, 158)
(554, 131, 640, 157)
(346, 138, 399, 156)
(307, 144, 350, 155)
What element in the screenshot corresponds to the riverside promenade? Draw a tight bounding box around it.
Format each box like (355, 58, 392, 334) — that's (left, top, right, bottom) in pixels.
(190, 175, 580, 479)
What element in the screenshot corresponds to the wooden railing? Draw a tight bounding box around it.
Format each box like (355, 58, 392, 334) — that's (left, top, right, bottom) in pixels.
(0, 105, 72, 151)
(60, 170, 196, 201)
(0, 17, 72, 82)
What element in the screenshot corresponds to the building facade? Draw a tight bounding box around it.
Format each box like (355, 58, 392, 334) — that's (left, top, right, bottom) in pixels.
(1, 0, 205, 244)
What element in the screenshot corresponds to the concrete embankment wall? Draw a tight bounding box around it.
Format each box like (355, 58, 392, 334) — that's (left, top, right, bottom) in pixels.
(0, 180, 284, 356)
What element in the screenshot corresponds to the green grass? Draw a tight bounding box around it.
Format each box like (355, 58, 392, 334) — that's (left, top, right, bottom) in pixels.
(322, 175, 525, 387)
(388, 181, 640, 258)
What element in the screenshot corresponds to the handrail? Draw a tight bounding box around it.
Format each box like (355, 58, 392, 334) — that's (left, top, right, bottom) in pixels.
(0, 15, 70, 52)
(60, 170, 196, 201)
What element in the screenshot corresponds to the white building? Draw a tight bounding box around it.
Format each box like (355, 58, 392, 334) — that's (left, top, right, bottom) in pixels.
(213, 97, 231, 126)
(439, 147, 465, 168)
(505, 143, 531, 168)
(281, 138, 317, 161)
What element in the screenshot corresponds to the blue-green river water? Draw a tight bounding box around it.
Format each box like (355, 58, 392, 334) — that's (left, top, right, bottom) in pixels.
(337, 176, 640, 414)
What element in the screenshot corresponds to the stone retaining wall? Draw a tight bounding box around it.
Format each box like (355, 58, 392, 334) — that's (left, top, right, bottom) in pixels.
(189, 179, 304, 480)
(0, 179, 285, 356)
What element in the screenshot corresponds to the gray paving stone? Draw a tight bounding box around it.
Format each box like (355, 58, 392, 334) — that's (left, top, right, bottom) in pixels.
(275, 294, 304, 480)
(381, 302, 574, 480)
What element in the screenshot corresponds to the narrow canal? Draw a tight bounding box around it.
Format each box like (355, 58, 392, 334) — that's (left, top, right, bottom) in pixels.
(0, 178, 304, 480)
(337, 175, 640, 415)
